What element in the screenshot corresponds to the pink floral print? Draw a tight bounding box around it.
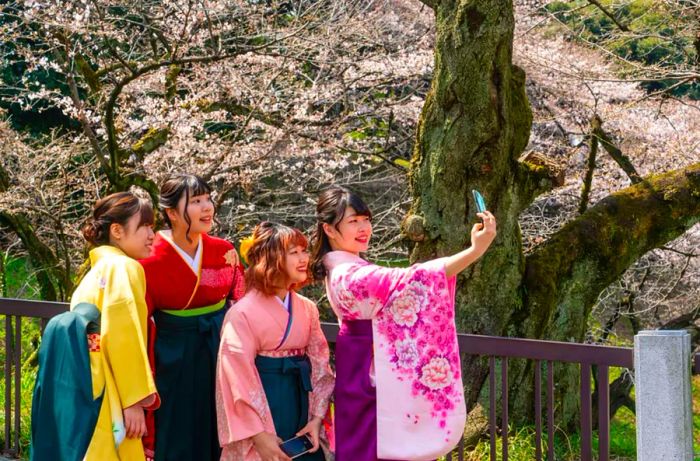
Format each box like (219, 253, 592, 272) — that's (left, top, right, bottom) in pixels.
(324, 250, 466, 457)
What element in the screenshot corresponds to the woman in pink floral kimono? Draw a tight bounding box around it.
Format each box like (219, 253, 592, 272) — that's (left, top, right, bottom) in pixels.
(310, 186, 497, 461)
(216, 222, 334, 461)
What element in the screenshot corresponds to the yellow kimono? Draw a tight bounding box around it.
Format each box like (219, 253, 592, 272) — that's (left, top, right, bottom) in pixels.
(70, 245, 158, 460)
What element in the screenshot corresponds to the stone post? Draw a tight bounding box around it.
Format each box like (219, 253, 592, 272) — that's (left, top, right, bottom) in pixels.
(634, 330, 693, 461)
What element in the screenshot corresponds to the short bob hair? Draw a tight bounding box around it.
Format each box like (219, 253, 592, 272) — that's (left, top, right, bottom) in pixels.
(245, 222, 309, 295)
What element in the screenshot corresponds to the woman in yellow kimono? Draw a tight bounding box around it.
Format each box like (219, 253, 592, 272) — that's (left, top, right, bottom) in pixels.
(68, 191, 160, 460)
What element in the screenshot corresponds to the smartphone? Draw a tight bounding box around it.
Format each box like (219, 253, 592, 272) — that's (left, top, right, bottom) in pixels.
(279, 435, 314, 458)
(472, 189, 487, 214)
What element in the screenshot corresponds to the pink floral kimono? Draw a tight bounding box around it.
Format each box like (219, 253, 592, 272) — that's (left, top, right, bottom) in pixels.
(324, 250, 466, 461)
(216, 289, 335, 461)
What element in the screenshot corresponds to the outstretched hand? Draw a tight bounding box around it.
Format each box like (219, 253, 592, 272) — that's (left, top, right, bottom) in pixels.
(471, 211, 497, 256)
(445, 210, 498, 277)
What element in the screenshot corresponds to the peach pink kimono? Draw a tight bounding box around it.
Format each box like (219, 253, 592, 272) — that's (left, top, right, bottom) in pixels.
(216, 289, 334, 461)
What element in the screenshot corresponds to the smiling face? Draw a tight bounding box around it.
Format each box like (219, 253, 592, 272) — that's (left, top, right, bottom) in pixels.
(110, 213, 155, 259)
(167, 192, 215, 235)
(282, 244, 310, 288)
(244, 222, 310, 295)
(323, 206, 372, 254)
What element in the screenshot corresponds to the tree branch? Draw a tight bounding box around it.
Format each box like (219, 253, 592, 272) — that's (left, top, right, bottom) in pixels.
(522, 162, 700, 340)
(516, 151, 566, 209)
(587, 0, 630, 32)
(0, 211, 66, 301)
(417, 0, 439, 9)
(592, 115, 642, 184)
(579, 123, 599, 214)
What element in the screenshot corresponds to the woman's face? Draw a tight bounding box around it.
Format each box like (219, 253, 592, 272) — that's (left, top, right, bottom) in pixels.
(283, 244, 310, 287)
(168, 192, 215, 235)
(110, 213, 155, 259)
(324, 206, 372, 254)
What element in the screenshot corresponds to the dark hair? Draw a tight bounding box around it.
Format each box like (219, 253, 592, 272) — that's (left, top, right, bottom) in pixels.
(309, 186, 372, 280)
(159, 174, 212, 243)
(82, 191, 154, 247)
(245, 222, 309, 295)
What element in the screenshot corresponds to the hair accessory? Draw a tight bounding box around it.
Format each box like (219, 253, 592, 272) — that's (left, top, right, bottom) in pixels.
(239, 234, 255, 266)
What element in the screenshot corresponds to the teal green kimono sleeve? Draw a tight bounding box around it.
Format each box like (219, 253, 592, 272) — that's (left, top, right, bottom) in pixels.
(30, 303, 104, 461)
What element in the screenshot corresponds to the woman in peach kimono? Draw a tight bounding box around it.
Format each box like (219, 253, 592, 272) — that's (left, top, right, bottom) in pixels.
(309, 186, 497, 461)
(216, 222, 334, 461)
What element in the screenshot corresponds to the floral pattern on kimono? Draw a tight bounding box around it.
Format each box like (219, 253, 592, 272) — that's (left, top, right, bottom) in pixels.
(216, 289, 335, 461)
(324, 250, 466, 461)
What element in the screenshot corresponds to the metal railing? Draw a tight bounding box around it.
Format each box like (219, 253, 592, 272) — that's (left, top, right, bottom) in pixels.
(0, 299, 67, 458)
(0, 297, 678, 460)
(458, 334, 633, 461)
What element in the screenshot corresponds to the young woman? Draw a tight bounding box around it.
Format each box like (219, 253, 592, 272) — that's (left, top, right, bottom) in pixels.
(32, 191, 159, 461)
(310, 186, 497, 461)
(140, 174, 246, 461)
(216, 222, 334, 461)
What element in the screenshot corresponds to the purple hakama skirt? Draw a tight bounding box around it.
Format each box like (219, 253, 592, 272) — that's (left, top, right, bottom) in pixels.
(334, 320, 409, 461)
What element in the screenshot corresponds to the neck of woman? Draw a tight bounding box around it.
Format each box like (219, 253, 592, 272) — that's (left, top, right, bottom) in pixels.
(170, 226, 201, 258)
(329, 242, 360, 256)
(273, 287, 287, 302)
(272, 279, 292, 302)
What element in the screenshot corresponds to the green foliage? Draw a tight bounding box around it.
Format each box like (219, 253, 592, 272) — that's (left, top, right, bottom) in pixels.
(1, 257, 41, 300)
(0, 363, 38, 458)
(345, 116, 391, 141)
(544, 0, 699, 99)
(466, 418, 636, 460)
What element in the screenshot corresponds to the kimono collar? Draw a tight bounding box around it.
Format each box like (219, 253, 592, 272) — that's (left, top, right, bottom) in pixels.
(158, 230, 202, 270)
(89, 245, 127, 267)
(322, 250, 367, 271)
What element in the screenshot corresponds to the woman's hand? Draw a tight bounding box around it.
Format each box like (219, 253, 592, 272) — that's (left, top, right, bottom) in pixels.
(445, 211, 497, 277)
(252, 431, 292, 461)
(296, 416, 323, 453)
(123, 405, 147, 439)
(471, 211, 497, 257)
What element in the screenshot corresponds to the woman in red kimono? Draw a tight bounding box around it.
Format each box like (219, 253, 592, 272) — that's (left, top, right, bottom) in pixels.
(140, 174, 245, 461)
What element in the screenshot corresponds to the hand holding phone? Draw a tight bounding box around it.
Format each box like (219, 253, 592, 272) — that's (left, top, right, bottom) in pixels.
(252, 431, 292, 461)
(472, 189, 487, 214)
(279, 435, 314, 459)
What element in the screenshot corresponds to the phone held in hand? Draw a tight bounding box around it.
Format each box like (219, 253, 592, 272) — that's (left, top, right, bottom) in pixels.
(279, 434, 314, 459)
(472, 189, 487, 214)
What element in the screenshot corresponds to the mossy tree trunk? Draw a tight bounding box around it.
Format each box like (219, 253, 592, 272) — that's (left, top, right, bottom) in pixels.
(406, 0, 700, 428)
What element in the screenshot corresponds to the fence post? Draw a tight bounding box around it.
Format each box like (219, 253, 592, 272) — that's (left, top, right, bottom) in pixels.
(634, 330, 693, 461)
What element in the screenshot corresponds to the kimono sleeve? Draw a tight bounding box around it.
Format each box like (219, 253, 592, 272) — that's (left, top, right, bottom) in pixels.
(332, 260, 452, 320)
(231, 262, 246, 302)
(216, 309, 269, 445)
(304, 300, 334, 419)
(100, 258, 159, 409)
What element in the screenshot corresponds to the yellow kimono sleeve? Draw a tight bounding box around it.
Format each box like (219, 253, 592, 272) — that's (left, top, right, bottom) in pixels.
(100, 258, 158, 409)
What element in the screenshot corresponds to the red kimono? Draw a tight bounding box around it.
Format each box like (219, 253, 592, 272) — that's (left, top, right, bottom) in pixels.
(140, 231, 245, 461)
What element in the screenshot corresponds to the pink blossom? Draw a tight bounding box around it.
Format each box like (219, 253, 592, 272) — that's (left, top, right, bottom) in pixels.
(389, 286, 426, 327)
(419, 357, 452, 390)
(394, 338, 419, 369)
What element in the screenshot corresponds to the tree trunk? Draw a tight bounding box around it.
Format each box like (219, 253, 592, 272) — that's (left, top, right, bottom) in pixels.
(406, 0, 541, 420)
(407, 0, 700, 429)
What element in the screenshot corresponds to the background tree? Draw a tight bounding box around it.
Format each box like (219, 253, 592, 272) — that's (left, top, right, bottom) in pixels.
(405, 0, 699, 427)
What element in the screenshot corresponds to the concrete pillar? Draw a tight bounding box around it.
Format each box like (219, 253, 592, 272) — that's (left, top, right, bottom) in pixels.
(634, 330, 693, 461)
